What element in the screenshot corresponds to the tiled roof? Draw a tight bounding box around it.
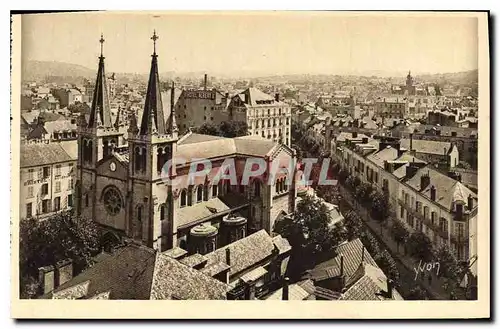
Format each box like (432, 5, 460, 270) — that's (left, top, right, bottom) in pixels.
(272, 235, 292, 255)
(176, 132, 278, 161)
(339, 263, 404, 301)
(400, 139, 453, 155)
(179, 253, 207, 268)
(404, 166, 477, 211)
(310, 239, 378, 282)
(60, 140, 78, 160)
(44, 120, 77, 134)
(335, 132, 370, 143)
(204, 230, 276, 277)
(46, 245, 156, 300)
(240, 266, 268, 283)
(21, 143, 74, 168)
(161, 247, 188, 260)
(367, 147, 400, 168)
(175, 197, 232, 229)
(150, 252, 230, 300)
(265, 282, 311, 300)
(200, 261, 230, 277)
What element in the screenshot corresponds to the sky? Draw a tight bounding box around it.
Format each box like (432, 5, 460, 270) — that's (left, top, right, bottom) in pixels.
(21, 12, 479, 77)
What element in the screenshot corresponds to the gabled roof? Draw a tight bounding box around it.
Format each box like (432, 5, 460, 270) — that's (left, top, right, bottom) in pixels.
(204, 230, 277, 277)
(339, 263, 404, 301)
(21, 143, 74, 168)
(400, 139, 453, 156)
(150, 252, 230, 300)
(366, 146, 400, 169)
(46, 245, 156, 300)
(404, 166, 477, 210)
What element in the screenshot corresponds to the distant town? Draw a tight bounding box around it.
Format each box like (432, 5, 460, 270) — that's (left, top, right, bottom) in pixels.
(19, 33, 478, 302)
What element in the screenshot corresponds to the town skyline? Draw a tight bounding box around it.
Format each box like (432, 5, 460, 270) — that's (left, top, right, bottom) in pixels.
(21, 12, 478, 77)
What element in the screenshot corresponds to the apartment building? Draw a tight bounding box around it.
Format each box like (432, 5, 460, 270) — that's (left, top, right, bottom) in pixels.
(330, 132, 477, 270)
(227, 88, 292, 146)
(20, 142, 77, 220)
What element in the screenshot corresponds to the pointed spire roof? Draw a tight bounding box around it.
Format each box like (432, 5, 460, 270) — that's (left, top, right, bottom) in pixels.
(88, 34, 112, 128)
(166, 81, 178, 134)
(114, 106, 122, 129)
(139, 30, 166, 136)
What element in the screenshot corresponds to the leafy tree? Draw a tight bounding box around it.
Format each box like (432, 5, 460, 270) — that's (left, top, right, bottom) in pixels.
(20, 211, 101, 298)
(68, 101, 91, 115)
(375, 249, 400, 283)
(345, 175, 358, 191)
(343, 210, 364, 241)
(193, 121, 248, 138)
(391, 220, 410, 253)
(355, 182, 372, 204)
(370, 190, 390, 234)
(407, 232, 434, 262)
(219, 120, 249, 138)
(456, 161, 472, 170)
(435, 244, 461, 281)
(275, 195, 342, 257)
(193, 122, 220, 136)
(338, 169, 349, 184)
(360, 230, 381, 259)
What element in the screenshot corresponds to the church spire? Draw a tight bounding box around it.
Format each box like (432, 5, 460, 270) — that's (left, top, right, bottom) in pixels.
(166, 81, 178, 134)
(88, 34, 112, 128)
(139, 30, 166, 136)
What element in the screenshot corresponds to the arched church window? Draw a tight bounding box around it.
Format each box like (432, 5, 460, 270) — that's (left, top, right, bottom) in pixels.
(254, 180, 261, 197)
(160, 204, 166, 221)
(212, 184, 218, 198)
(137, 205, 143, 222)
(275, 180, 279, 194)
(134, 147, 142, 172)
(203, 184, 209, 201)
(157, 147, 164, 174)
(88, 141, 93, 162)
(180, 189, 187, 208)
(196, 185, 203, 203)
(103, 187, 122, 216)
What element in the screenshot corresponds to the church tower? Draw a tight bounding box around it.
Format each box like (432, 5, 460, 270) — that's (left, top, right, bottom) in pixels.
(126, 31, 179, 249)
(76, 34, 122, 220)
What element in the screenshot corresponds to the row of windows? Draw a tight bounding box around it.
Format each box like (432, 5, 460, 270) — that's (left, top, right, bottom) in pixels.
(251, 117, 290, 128)
(26, 179, 74, 198)
(25, 195, 73, 218)
(248, 107, 290, 117)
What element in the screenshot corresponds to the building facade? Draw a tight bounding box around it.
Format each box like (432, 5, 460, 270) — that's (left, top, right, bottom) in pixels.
(20, 142, 77, 220)
(227, 88, 292, 146)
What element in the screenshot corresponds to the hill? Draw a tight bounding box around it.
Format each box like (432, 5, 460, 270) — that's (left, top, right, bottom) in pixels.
(22, 60, 96, 82)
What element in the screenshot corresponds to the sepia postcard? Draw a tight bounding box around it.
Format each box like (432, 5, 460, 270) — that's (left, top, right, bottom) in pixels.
(10, 11, 490, 319)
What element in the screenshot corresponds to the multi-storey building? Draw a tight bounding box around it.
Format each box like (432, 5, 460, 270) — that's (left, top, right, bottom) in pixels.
(330, 132, 477, 273)
(174, 79, 228, 134)
(20, 141, 77, 220)
(226, 88, 292, 146)
(76, 34, 297, 254)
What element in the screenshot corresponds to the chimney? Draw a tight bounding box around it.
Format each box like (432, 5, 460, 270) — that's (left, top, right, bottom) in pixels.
(38, 265, 55, 295)
(420, 172, 430, 190)
(225, 248, 231, 266)
(352, 131, 358, 138)
(409, 133, 413, 151)
(55, 259, 73, 287)
(468, 194, 474, 210)
(362, 137, 368, 144)
(405, 161, 419, 178)
(430, 185, 436, 201)
(282, 277, 290, 300)
(275, 93, 280, 102)
(225, 92, 229, 99)
(386, 279, 393, 299)
(203, 74, 208, 91)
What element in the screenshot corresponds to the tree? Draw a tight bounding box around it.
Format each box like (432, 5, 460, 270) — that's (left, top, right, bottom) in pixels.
(407, 232, 434, 262)
(219, 120, 249, 138)
(193, 122, 220, 136)
(343, 210, 364, 241)
(435, 244, 461, 281)
(391, 220, 410, 253)
(375, 249, 400, 283)
(355, 182, 372, 204)
(338, 169, 349, 184)
(360, 230, 381, 259)
(275, 195, 342, 257)
(456, 161, 472, 170)
(20, 211, 101, 298)
(370, 190, 390, 234)
(345, 175, 358, 191)
(68, 101, 91, 115)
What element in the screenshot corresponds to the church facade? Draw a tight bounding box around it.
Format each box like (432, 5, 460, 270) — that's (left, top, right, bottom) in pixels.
(76, 33, 297, 254)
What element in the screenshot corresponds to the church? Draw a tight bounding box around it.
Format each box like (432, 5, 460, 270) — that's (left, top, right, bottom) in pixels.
(76, 32, 298, 253)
